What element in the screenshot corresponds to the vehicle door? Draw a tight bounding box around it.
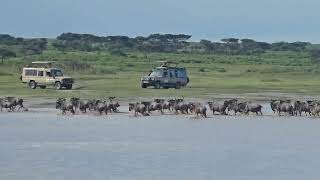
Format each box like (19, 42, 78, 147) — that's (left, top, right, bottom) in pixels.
(45, 70, 55, 85)
(37, 69, 45, 84)
(162, 70, 169, 85)
(168, 69, 178, 85)
(177, 69, 187, 85)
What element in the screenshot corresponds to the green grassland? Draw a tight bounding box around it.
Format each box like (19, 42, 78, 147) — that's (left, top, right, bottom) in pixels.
(1, 48, 320, 99)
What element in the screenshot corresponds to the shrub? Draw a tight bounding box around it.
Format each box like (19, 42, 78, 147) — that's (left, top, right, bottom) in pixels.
(110, 50, 127, 57)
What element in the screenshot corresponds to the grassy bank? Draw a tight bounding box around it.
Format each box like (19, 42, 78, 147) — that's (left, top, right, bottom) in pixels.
(0, 50, 320, 98)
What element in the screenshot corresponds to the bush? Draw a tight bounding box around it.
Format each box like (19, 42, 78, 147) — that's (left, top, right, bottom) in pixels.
(246, 69, 258, 73)
(63, 60, 91, 71)
(110, 50, 127, 57)
(217, 68, 226, 72)
(98, 68, 116, 74)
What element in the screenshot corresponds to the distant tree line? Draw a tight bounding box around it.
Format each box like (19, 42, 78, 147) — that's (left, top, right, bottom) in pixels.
(0, 34, 47, 57)
(0, 33, 314, 60)
(53, 33, 191, 53)
(52, 33, 311, 55)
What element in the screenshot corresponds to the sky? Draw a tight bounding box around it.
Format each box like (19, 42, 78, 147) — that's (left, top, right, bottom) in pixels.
(1, 0, 319, 43)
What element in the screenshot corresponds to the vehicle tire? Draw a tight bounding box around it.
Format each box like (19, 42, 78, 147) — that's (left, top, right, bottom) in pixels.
(29, 81, 37, 89)
(55, 82, 62, 90)
(175, 82, 181, 89)
(141, 84, 147, 88)
(154, 82, 161, 89)
(65, 85, 72, 90)
(163, 86, 169, 89)
(39, 86, 46, 89)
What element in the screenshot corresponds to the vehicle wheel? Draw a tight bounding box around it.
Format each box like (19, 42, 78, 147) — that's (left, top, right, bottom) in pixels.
(175, 82, 181, 89)
(65, 85, 72, 90)
(29, 81, 37, 89)
(39, 86, 46, 89)
(163, 86, 169, 89)
(141, 84, 147, 88)
(154, 82, 161, 89)
(55, 82, 62, 90)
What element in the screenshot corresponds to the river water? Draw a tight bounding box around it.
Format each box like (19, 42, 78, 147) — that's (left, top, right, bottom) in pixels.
(0, 110, 320, 180)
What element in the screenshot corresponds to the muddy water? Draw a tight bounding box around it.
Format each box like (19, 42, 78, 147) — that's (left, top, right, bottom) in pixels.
(0, 110, 320, 180)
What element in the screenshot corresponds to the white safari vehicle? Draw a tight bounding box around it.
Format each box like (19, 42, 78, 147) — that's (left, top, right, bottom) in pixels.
(20, 61, 74, 90)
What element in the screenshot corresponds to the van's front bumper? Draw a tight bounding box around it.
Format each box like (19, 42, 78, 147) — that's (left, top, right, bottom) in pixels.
(141, 80, 156, 86)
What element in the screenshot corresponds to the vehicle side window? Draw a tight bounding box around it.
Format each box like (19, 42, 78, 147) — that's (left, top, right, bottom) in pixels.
(38, 71, 44, 77)
(163, 71, 168, 77)
(170, 71, 174, 78)
(177, 69, 186, 78)
(25, 70, 37, 76)
(46, 71, 52, 77)
(175, 70, 178, 78)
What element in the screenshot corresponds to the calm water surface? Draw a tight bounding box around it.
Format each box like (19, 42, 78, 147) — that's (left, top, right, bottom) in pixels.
(0, 112, 320, 180)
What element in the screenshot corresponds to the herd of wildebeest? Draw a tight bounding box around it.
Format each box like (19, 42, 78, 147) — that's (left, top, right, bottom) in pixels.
(2, 96, 320, 118)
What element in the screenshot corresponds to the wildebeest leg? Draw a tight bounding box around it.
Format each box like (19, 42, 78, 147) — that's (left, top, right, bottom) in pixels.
(71, 108, 75, 115)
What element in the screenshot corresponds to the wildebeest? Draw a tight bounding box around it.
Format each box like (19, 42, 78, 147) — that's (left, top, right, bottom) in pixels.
(207, 101, 229, 115)
(277, 100, 294, 116)
(310, 101, 320, 117)
(245, 102, 263, 115)
(174, 99, 190, 114)
(69, 97, 80, 111)
(228, 100, 247, 115)
(0, 98, 5, 112)
(147, 101, 163, 114)
(56, 98, 75, 115)
(294, 100, 312, 116)
(154, 99, 171, 112)
(0, 97, 24, 112)
(77, 99, 94, 113)
(95, 100, 108, 115)
(270, 99, 280, 114)
(129, 102, 149, 116)
(189, 103, 207, 118)
(108, 100, 120, 113)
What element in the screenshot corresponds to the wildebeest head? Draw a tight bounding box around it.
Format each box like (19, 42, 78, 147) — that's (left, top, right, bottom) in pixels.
(56, 98, 66, 109)
(208, 102, 213, 109)
(129, 103, 135, 111)
(113, 101, 120, 108)
(188, 102, 196, 113)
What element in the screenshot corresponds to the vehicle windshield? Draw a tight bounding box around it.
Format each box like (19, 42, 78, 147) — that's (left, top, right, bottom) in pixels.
(149, 69, 163, 77)
(51, 69, 64, 77)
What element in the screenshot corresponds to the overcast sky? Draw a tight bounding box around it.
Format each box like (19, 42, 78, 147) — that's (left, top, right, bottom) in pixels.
(1, 0, 319, 42)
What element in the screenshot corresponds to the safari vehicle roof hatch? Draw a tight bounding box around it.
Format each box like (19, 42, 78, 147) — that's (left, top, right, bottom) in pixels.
(156, 61, 179, 68)
(24, 61, 57, 68)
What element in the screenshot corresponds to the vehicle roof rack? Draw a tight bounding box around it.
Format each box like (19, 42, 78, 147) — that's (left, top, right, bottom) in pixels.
(24, 61, 57, 68)
(31, 61, 56, 64)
